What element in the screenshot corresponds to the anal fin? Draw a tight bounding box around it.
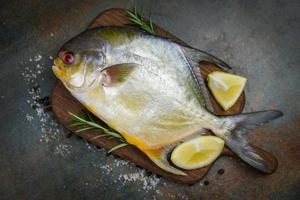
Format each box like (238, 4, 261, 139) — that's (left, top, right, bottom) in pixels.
(143, 148, 187, 176)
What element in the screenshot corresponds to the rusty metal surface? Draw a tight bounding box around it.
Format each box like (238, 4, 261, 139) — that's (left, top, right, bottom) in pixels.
(0, 0, 299, 199)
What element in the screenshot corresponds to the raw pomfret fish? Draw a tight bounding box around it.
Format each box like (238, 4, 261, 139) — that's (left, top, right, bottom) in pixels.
(52, 26, 282, 175)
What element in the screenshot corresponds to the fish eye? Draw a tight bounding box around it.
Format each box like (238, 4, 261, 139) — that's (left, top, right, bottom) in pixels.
(59, 51, 75, 65)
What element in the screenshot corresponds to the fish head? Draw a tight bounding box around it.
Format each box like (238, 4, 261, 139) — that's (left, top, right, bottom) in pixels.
(52, 30, 107, 91)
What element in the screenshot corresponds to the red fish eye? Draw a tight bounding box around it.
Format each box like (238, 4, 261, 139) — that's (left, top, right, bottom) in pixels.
(59, 51, 74, 64)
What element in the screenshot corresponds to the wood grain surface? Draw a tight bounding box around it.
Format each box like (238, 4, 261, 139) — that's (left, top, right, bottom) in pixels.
(51, 8, 276, 184)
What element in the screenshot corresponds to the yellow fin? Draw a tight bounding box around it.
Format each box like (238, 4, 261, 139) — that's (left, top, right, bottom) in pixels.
(143, 148, 187, 176)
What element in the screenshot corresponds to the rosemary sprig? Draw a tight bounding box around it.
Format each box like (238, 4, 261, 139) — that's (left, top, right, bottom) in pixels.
(69, 112, 128, 153)
(126, 7, 156, 34)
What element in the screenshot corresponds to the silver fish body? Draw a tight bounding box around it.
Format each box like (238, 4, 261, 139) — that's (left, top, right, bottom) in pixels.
(53, 26, 283, 175)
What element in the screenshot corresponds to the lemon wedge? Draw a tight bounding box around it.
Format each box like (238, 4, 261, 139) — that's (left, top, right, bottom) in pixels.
(207, 71, 247, 111)
(170, 136, 224, 170)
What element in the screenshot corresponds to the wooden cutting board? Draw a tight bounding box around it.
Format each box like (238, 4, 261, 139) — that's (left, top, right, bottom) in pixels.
(51, 8, 277, 184)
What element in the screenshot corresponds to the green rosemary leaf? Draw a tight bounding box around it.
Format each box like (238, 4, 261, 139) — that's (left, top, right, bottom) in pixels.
(75, 127, 95, 133)
(129, 17, 143, 26)
(141, 25, 152, 34)
(68, 111, 129, 153)
(69, 112, 85, 122)
(90, 134, 106, 140)
(134, 5, 138, 16)
(126, 7, 156, 34)
(149, 17, 154, 33)
(108, 143, 129, 154)
(104, 130, 123, 139)
(126, 10, 138, 19)
(69, 122, 85, 127)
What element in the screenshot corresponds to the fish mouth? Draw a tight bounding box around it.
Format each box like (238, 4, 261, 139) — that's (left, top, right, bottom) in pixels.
(52, 62, 97, 92)
(52, 64, 83, 90)
(52, 64, 64, 80)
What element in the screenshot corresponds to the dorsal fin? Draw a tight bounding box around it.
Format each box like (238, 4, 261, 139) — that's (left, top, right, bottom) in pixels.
(181, 46, 232, 71)
(180, 46, 233, 112)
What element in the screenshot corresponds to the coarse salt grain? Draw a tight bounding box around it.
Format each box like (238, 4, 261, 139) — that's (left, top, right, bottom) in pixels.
(26, 114, 34, 122)
(34, 54, 42, 62)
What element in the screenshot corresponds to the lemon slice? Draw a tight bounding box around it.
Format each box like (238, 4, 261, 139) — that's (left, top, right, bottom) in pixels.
(207, 71, 247, 111)
(170, 136, 224, 170)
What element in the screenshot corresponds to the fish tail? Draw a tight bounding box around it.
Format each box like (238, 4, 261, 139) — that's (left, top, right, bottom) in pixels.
(222, 110, 283, 173)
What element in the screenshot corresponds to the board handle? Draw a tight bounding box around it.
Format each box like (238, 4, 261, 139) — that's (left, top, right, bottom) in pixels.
(248, 144, 278, 174)
(223, 144, 278, 174)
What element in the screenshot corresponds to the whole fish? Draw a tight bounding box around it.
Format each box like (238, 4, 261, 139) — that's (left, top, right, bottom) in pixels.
(52, 26, 282, 175)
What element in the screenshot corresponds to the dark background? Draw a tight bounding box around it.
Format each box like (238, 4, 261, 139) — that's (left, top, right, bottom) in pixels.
(0, 0, 299, 199)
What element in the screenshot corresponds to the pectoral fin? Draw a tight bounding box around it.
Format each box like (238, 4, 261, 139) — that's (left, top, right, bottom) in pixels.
(100, 63, 137, 87)
(143, 148, 187, 176)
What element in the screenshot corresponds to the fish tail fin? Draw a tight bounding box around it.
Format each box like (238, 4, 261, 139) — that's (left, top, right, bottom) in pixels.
(222, 110, 283, 173)
(143, 148, 187, 176)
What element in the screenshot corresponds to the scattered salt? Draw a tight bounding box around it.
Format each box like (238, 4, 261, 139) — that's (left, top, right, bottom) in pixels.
(25, 114, 33, 122)
(118, 171, 160, 192)
(54, 144, 72, 158)
(22, 53, 72, 157)
(90, 157, 162, 193)
(34, 54, 42, 62)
